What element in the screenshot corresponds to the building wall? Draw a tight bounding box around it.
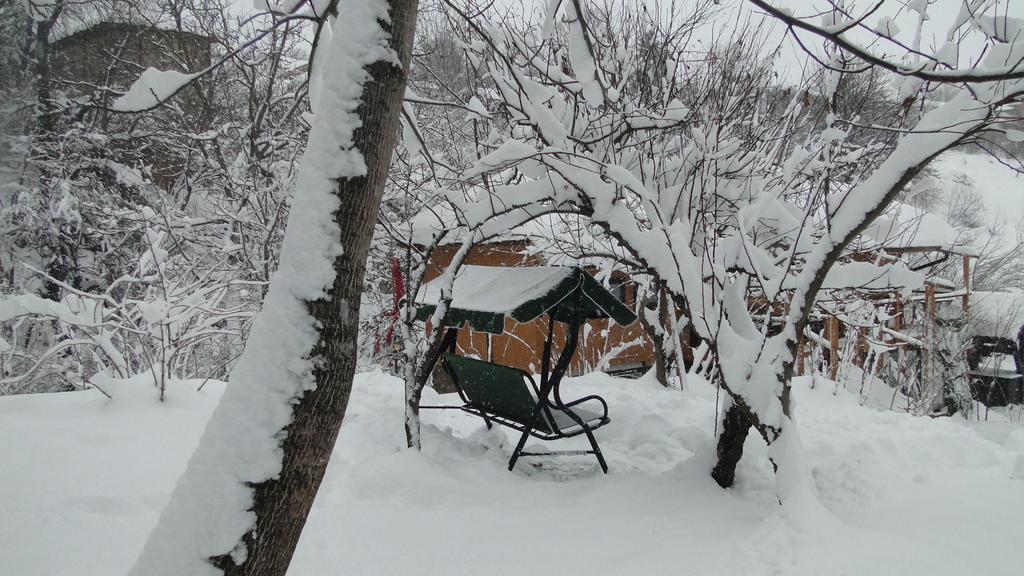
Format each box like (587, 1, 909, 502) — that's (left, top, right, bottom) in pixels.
(50, 23, 214, 189)
(425, 242, 655, 376)
(52, 22, 212, 113)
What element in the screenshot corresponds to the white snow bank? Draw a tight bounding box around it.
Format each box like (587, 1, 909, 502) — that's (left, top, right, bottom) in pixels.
(1, 372, 1021, 575)
(0, 377, 225, 576)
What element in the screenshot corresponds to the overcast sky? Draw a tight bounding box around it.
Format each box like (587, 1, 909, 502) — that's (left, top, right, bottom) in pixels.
(761, 0, 1024, 75)
(230, 0, 1023, 83)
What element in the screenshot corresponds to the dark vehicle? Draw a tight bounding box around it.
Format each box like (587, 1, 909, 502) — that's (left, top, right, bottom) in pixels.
(966, 336, 1024, 406)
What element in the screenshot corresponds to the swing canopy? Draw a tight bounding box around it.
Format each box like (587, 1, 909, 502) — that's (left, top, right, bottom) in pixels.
(415, 265, 637, 333)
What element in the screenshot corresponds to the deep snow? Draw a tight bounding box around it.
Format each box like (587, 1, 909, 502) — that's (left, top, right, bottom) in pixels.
(1, 372, 1022, 575)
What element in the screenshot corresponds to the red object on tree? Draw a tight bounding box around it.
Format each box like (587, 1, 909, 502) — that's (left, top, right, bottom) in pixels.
(385, 257, 405, 346)
(391, 257, 405, 315)
(374, 258, 406, 355)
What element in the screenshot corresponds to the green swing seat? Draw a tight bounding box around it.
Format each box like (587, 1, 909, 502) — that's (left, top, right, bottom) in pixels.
(441, 353, 610, 471)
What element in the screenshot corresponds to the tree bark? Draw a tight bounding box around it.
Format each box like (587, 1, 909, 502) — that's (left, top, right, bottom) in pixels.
(638, 288, 671, 387)
(404, 328, 451, 446)
(30, 11, 67, 299)
(33, 11, 58, 136)
(206, 1, 419, 574)
(404, 236, 477, 448)
(711, 400, 753, 488)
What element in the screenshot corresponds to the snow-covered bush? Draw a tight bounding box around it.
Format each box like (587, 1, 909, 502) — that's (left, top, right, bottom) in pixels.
(0, 0, 313, 396)
(0, 214, 259, 396)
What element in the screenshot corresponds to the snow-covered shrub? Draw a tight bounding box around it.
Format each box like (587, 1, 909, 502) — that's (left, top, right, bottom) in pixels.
(0, 214, 260, 397)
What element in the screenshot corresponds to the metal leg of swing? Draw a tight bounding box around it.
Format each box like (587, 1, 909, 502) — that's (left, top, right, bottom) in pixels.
(509, 424, 607, 473)
(582, 424, 608, 473)
(508, 426, 533, 471)
(510, 379, 554, 471)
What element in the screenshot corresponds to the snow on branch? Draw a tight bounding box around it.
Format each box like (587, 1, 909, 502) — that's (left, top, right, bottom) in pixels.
(747, 0, 1024, 83)
(112, 68, 200, 112)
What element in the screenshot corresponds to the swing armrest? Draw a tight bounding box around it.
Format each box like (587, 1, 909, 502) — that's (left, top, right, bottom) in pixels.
(558, 394, 609, 421)
(523, 372, 544, 399)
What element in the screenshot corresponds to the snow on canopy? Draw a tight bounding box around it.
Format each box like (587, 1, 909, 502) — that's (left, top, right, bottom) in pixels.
(862, 203, 976, 256)
(969, 291, 1024, 340)
(415, 265, 636, 333)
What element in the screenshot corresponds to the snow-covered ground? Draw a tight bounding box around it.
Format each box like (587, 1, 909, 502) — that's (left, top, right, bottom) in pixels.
(1, 372, 1022, 575)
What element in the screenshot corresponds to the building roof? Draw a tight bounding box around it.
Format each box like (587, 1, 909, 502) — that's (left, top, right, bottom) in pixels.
(52, 19, 214, 46)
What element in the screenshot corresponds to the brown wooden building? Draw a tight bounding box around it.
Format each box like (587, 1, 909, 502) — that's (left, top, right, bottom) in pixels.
(51, 22, 215, 189)
(421, 240, 655, 377)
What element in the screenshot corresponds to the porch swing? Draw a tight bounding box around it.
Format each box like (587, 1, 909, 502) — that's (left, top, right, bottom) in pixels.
(415, 266, 637, 473)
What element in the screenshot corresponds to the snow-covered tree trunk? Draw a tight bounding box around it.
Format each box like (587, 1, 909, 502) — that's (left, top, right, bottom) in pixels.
(127, 0, 418, 575)
(711, 396, 754, 488)
(403, 234, 474, 448)
(29, 1, 60, 137)
(638, 285, 675, 388)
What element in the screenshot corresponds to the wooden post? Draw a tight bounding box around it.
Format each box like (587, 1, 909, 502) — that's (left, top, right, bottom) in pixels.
(829, 316, 840, 381)
(924, 284, 937, 393)
(893, 295, 903, 332)
(962, 254, 971, 314)
(855, 328, 868, 368)
(681, 323, 694, 371)
(796, 334, 806, 376)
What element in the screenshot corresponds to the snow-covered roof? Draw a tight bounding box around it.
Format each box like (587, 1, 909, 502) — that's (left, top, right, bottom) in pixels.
(862, 203, 976, 256)
(420, 266, 571, 314)
(51, 9, 213, 44)
(415, 265, 636, 333)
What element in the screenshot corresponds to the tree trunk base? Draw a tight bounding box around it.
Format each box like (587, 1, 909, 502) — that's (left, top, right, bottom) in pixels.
(711, 402, 753, 488)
